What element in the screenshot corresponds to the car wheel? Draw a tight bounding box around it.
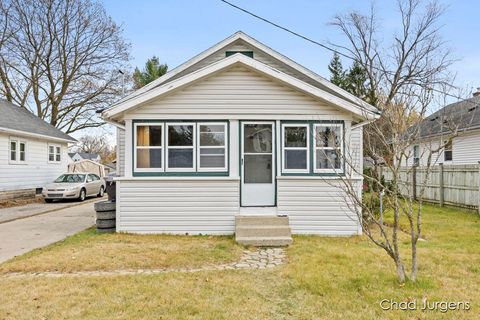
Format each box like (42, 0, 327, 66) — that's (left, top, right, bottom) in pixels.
(79, 188, 86, 202)
(45, 199, 53, 203)
(98, 186, 104, 197)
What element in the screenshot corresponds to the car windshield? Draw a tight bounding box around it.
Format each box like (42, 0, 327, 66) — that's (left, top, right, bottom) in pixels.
(54, 174, 86, 183)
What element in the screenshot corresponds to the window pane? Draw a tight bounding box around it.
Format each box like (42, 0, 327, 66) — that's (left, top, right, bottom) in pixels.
(20, 143, 25, 152)
(285, 127, 307, 147)
(168, 125, 193, 146)
(200, 155, 225, 168)
(10, 151, 16, 161)
(316, 126, 341, 148)
(49, 154, 54, 161)
(56, 146, 61, 154)
(137, 148, 162, 168)
(49, 146, 54, 154)
(137, 125, 162, 146)
(244, 154, 272, 183)
(244, 124, 272, 153)
(200, 124, 224, 133)
(200, 148, 225, 168)
(20, 151, 25, 161)
(200, 132, 224, 146)
(10, 142, 16, 151)
(285, 150, 307, 169)
(56, 154, 61, 162)
(168, 149, 193, 168)
(316, 149, 341, 169)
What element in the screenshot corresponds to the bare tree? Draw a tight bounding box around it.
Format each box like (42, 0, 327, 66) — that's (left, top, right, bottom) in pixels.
(73, 134, 115, 164)
(329, 0, 466, 283)
(0, 0, 130, 133)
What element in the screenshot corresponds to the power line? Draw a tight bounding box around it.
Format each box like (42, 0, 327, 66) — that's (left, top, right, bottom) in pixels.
(219, 0, 477, 106)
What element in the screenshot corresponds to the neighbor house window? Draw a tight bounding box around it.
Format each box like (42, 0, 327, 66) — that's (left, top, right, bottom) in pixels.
(413, 145, 420, 166)
(314, 124, 343, 172)
(282, 124, 309, 173)
(135, 124, 163, 170)
(197, 123, 228, 171)
(166, 123, 195, 171)
(9, 138, 26, 163)
(444, 140, 452, 161)
(48, 144, 61, 163)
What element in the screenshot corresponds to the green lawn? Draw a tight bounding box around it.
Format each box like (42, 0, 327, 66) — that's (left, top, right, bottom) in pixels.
(0, 204, 479, 319)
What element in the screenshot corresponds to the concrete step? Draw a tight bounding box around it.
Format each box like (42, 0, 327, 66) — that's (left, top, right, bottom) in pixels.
(235, 236, 293, 247)
(235, 215, 289, 226)
(235, 225, 291, 238)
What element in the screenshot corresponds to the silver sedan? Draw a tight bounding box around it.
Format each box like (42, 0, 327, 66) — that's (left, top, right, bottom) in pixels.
(42, 173, 105, 203)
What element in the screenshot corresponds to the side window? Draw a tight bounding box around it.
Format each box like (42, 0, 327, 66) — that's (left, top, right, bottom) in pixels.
(166, 123, 195, 171)
(48, 144, 61, 163)
(135, 124, 163, 170)
(9, 138, 27, 163)
(198, 123, 228, 172)
(282, 124, 309, 173)
(10, 140, 17, 161)
(314, 124, 343, 172)
(413, 145, 420, 166)
(87, 174, 94, 182)
(444, 140, 452, 161)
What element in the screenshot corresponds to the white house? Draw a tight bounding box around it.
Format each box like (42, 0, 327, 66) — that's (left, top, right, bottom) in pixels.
(102, 32, 380, 243)
(0, 99, 76, 200)
(404, 91, 480, 167)
(68, 152, 101, 163)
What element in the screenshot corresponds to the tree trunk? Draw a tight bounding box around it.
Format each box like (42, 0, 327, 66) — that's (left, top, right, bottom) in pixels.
(411, 240, 418, 282)
(395, 258, 406, 283)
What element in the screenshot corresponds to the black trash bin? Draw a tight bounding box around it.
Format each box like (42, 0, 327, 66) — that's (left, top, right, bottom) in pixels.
(104, 175, 116, 202)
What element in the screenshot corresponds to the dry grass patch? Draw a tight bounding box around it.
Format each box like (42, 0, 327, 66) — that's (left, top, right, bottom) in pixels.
(0, 228, 244, 273)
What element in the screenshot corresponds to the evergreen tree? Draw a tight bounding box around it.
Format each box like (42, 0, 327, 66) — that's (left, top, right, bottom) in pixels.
(328, 53, 347, 89)
(133, 56, 168, 89)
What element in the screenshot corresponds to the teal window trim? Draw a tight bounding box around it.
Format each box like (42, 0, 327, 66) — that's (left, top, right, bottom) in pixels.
(132, 120, 230, 177)
(226, 51, 254, 58)
(279, 120, 346, 177)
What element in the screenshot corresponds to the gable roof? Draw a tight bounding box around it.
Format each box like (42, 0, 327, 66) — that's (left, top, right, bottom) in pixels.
(410, 96, 480, 138)
(0, 99, 76, 143)
(103, 31, 380, 121)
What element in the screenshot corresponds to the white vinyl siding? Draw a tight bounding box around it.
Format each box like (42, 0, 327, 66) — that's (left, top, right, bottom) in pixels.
(126, 66, 351, 119)
(349, 126, 363, 175)
(117, 127, 126, 176)
(277, 178, 362, 235)
(0, 133, 69, 192)
(116, 178, 240, 234)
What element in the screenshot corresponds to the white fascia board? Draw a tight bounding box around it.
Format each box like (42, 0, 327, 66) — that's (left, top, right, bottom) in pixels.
(104, 54, 379, 120)
(0, 126, 77, 144)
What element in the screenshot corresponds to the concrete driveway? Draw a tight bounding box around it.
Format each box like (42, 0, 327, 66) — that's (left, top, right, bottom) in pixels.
(0, 201, 96, 263)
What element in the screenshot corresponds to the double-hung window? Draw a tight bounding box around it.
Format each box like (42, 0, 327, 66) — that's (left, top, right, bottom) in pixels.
(135, 124, 163, 171)
(48, 144, 61, 163)
(9, 138, 26, 163)
(282, 124, 309, 173)
(198, 123, 228, 171)
(314, 123, 343, 172)
(166, 123, 195, 171)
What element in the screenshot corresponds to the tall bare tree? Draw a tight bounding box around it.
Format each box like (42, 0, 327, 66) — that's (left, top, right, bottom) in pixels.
(0, 0, 130, 133)
(74, 134, 115, 164)
(330, 0, 461, 283)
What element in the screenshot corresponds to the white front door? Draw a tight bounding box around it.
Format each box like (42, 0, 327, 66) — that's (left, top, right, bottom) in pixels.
(241, 122, 275, 206)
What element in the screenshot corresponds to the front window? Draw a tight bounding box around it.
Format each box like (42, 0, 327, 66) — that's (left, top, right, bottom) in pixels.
(133, 121, 229, 174)
(48, 144, 61, 163)
(135, 124, 163, 170)
(314, 124, 343, 172)
(444, 140, 452, 161)
(198, 123, 227, 171)
(167, 124, 195, 171)
(282, 124, 309, 173)
(55, 174, 86, 183)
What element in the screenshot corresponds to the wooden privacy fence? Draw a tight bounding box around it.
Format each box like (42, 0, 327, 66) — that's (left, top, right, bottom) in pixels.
(382, 164, 480, 212)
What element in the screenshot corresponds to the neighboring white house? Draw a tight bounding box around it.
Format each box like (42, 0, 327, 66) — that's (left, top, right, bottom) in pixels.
(68, 152, 101, 163)
(102, 31, 380, 240)
(404, 91, 480, 167)
(0, 99, 76, 199)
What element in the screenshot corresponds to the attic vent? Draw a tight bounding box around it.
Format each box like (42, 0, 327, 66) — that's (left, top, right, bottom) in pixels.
(226, 51, 254, 58)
